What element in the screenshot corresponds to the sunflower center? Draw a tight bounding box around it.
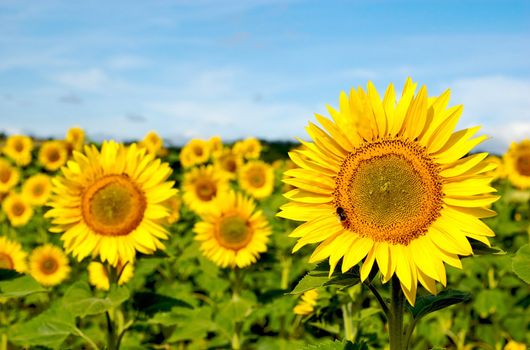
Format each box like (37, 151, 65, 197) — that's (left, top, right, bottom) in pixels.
(11, 202, 26, 217)
(82, 175, 146, 236)
(516, 154, 530, 176)
(247, 168, 265, 188)
(40, 257, 58, 275)
(47, 149, 60, 162)
(216, 213, 252, 250)
(334, 139, 443, 245)
(224, 158, 237, 173)
(14, 140, 24, 152)
(0, 168, 11, 183)
(33, 184, 44, 196)
(195, 179, 216, 201)
(0, 253, 14, 269)
(194, 146, 203, 156)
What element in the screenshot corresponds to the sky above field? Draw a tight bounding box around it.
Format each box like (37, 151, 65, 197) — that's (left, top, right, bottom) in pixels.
(0, 0, 529, 152)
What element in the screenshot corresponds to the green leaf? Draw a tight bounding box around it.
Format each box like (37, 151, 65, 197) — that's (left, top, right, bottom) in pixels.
(291, 262, 360, 294)
(408, 290, 471, 320)
(300, 340, 367, 350)
(133, 291, 193, 316)
(219, 295, 254, 323)
(62, 281, 130, 318)
(467, 239, 505, 256)
(512, 244, 530, 284)
(0, 268, 23, 281)
(0, 274, 47, 298)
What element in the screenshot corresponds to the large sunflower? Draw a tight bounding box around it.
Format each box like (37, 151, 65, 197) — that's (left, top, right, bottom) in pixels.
(504, 139, 530, 189)
(39, 141, 68, 171)
(238, 161, 275, 199)
(22, 174, 52, 206)
(0, 158, 20, 194)
(279, 79, 498, 304)
(182, 165, 229, 214)
(45, 141, 177, 266)
(194, 191, 271, 268)
(29, 244, 71, 286)
(2, 193, 33, 227)
(0, 236, 27, 272)
(3, 135, 33, 166)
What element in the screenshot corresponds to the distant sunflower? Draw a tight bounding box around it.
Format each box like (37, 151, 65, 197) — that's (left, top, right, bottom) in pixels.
(29, 244, 70, 286)
(293, 289, 319, 316)
(22, 174, 52, 206)
(0, 158, 20, 193)
(209, 136, 224, 158)
(3, 135, 33, 166)
(238, 161, 274, 199)
(2, 193, 33, 227)
(279, 79, 498, 304)
(194, 191, 271, 268)
(214, 148, 243, 180)
(0, 236, 27, 272)
(180, 139, 210, 168)
(39, 141, 68, 171)
(484, 156, 505, 181)
(164, 194, 181, 225)
(182, 165, 229, 214)
(45, 141, 177, 266)
(504, 139, 530, 189)
(234, 137, 262, 160)
(140, 131, 165, 156)
(66, 127, 85, 152)
(88, 261, 134, 290)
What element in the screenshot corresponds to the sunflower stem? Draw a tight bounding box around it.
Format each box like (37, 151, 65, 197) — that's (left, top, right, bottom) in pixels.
(388, 276, 406, 350)
(341, 303, 355, 342)
(105, 265, 120, 350)
(231, 268, 243, 350)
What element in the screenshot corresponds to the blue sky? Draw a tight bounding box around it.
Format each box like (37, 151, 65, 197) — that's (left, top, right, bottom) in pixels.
(0, 0, 529, 152)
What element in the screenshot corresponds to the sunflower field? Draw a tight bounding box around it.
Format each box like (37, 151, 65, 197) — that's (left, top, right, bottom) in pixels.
(0, 80, 529, 350)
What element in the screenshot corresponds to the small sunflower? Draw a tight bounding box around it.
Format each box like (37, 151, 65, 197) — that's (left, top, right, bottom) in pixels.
(39, 141, 68, 171)
(238, 161, 275, 199)
(194, 191, 271, 268)
(29, 244, 70, 286)
(2, 193, 33, 227)
(180, 139, 210, 168)
(182, 165, 229, 214)
(209, 136, 224, 158)
(504, 139, 530, 189)
(45, 141, 177, 266)
(504, 340, 526, 350)
(279, 79, 498, 304)
(0, 236, 27, 272)
(2, 135, 33, 166)
(22, 174, 52, 206)
(234, 137, 262, 160)
(0, 158, 20, 194)
(164, 194, 181, 225)
(293, 289, 319, 316)
(66, 127, 85, 152)
(140, 131, 165, 156)
(88, 261, 134, 290)
(214, 148, 243, 180)
(485, 156, 505, 181)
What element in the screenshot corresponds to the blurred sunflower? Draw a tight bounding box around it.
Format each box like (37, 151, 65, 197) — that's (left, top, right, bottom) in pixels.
(164, 194, 181, 225)
(180, 139, 210, 168)
(194, 191, 271, 268)
(234, 137, 262, 160)
(238, 161, 275, 199)
(293, 289, 319, 316)
(214, 148, 243, 180)
(0, 236, 27, 272)
(208, 136, 223, 158)
(2, 135, 33, 166)
(88, 261, 134, 290)
(66, 126, 85, 152)
(29, 244, 70, 286)
(279, 79, 498, 304)
(0, 158, 20, 193)
(182, 165, 229, 214)
(140, 131, 165, 156)
(504, 340, 526, 350)
(22, 174, 52, 206)
(504, 139, 530, 189)
(45, 141, 177, 266)
(2, 193, 33, 227)
(39, 141, 68, 171)
(485, 156, 505, 181)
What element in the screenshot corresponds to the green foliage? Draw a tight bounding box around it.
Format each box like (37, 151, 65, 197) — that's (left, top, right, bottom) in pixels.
(408, 290, 471, 320)
(0, 274, 46, 298)
(61, 281, 129, 318)
(512, 244, 530, 284)
(291, 262, 360, 294)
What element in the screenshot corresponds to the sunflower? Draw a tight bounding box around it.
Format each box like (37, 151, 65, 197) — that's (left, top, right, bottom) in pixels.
(194, 191, 271, 268)
(0, 236, 27, 272)
(293, 289, 319, 316)
(39, 141, 68, 171)
(88, 261, 134, 290)
(0, 158, 20, 193)
(164, 194, 181, 225)
(66, 127, 85, 152)
(22, 174, 52, 206)
(238, 161, 275, 199)
(234, 137, 262, 160)
(2, 135, 33, 166)
(29, 244, 70, 286)
(279, 79, 498, 304)
(45, 141, 177, 266)
(2, 193, 33, 227)
(182, 165, 229, 214)
(504, 139, 530, 189)
(209, 136, 224, 158)
(180, 139, 210, 168)
(140, 131, 165, 156)
(214, 148, 243, 180)
(504, 340, 526, 350)
(485, 156, 505, 181)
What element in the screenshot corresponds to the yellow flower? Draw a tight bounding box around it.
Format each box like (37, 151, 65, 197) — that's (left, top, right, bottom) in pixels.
(0, 158, 20, 193)
(180, 139, 210, 168)
(140, 131, 165, 156)
(234, 137, 262, 160)
(164, 194, 181, 225)
(209, 136, 224, 158)
(214, 148, 243, 180)
(485, 155, 505, 181)
(279, 79, 498, 305)
(238, 161, 275, 199)
(45, 141, 177, 266)
(293, 289, 319, 316)
(66, 127, 85, 152)
(2, 193, 33, 227)
(29, 244, 70, 286)
(504, 139, 530, 189)
(2, 135, 33, 166)
(22, 174, 52, 206)
(0, 236, 27, 272)
(182, 165, 229, 215)
(88, 261, 134, 290)
(194, 191, 271, 268)
(39, 141, 68, 171)
(504, 340, 526, 350)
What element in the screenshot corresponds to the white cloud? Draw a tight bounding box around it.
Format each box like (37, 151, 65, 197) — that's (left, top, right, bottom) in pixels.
(53, 68, 110, 91)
